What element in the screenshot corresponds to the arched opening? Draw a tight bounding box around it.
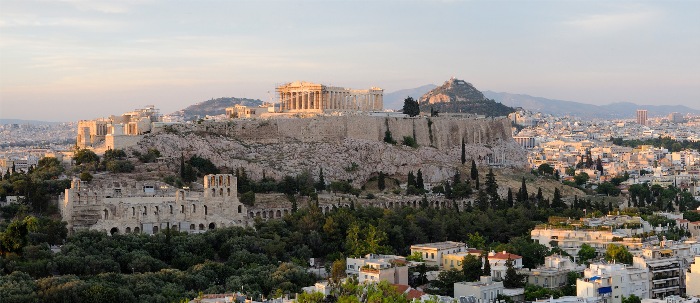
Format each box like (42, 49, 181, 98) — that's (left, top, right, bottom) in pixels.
(154, 206, 159, 215)
(125, 227, 131, 233)
(227, 188, 231, 196)
(110, 227, 119, 235)
(238, 205, 242, 213)
(219, 188, 223, 196)
(134, 227, 140, 233)
(180, 205, 184, 213)
(268, 210, 273, 218)
(103, 209, 109, 220)
(204, 205, 208, 215)
(190, 224, 195, 231)
(262, 211, 267, 218)
(169, 205, 173, 214)
(219, 175, 223, 186)
(198, 223, 204, 230)
(276, 210, 281, 217)
(283, 209, 289, 215)
(131, 207, 135, 216)
(143, 206, 147, 216)
(211, 188, 215, 196)
(153, 226, 159, 234)
(227, 175, 231, 186)
(249, 212, 254, 218)
(256, 211, 261, 217)
(192, 204, 196, 213)
(208, 222, 215, 230)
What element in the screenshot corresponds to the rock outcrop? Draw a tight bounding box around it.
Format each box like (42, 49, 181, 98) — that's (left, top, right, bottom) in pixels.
(135, 116, 526, 186)
(420, 78, 515, 117)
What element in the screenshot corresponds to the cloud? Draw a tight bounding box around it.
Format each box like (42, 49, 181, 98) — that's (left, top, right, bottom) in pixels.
(566, 6, 661, 32)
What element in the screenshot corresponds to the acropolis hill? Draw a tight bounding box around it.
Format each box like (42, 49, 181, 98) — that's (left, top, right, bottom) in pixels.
(134, 115, 526, 185)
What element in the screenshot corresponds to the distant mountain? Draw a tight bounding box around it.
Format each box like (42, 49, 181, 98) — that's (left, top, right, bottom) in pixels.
(0, 119, 65, 125)
(420, 78, 515, 117)
(173, 97, 263, 121)
(483, 91, 700, 119)
(383, 84, 437, 110)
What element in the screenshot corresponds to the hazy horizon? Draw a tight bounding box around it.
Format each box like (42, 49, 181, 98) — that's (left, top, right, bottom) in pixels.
(1, 0, 699, 121)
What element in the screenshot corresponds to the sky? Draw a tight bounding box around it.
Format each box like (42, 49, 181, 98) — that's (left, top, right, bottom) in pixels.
(1, 0, 699, 121)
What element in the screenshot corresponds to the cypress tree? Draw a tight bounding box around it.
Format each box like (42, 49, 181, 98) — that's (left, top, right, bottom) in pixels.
(416, 169, 424, 191)
(506, 188, 513, 208)
(470, 160, 478, 180)
(482, 253, 491, 276)
(407, 171, 416, 187)
(453, 170, 461, 184)
(315, 167, 326, 191)
(378, 171, 386, 191)
(536, 187, 544, 203)
(520, 177, 528, 201)
(461, 139, 466, 165)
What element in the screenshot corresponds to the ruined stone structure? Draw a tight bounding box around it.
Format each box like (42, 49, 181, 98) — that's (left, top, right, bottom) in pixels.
(277, 81, 383, 112)
(59, 174, 248, 235)
(77, 105, 162, 150)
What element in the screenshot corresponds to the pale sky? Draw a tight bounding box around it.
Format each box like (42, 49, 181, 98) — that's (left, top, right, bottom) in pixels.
(1, 0, 699, 121)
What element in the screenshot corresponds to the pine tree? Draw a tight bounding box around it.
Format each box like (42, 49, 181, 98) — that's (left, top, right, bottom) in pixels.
(453, 170, 461, 184)
(461, 139, 466, 165)
(477, 190, 489, 211)
(475, 174, 480, 190)
(378, 171, 386, 191)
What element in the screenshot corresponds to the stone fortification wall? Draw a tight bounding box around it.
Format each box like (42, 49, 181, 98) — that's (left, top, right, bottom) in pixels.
(141, 116, 523, 186)
(166, 116, 511, 148)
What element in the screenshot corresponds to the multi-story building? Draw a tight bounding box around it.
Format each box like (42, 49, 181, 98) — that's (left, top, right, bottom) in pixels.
(637, 110, 648, 126)
(410, 241, 468, 268)
(487, 251, 523, 280)
(345, 254, 408, 284)
(577, 263, 649, 303)
(442, 249, 484, 271)
(454, 276, 504, 303)
(521, 254, 584, 289)
(686, 255, 700, 297)
(633, 247, 685, 298)
(531, 226, 643, 257)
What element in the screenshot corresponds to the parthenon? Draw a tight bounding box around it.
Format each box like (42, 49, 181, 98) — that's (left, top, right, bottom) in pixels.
(276, 81, 383, 112)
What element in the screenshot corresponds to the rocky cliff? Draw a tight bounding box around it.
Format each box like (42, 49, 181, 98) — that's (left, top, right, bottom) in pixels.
(135, 116, 526, 186)
(420, 78, 514, 117)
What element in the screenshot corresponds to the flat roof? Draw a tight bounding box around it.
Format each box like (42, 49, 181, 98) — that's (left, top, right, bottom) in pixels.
(411, 241, 466, 250)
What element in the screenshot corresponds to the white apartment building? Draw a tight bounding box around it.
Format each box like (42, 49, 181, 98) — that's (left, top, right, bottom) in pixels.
(577, 263, 650, 303)
(345, 254, 408, 285)
(487, 251, 523, 280)
(454, 276, 504, 303)
(410, 241, 468, 268)
(633, 247, 685, 298)
(521, 254, 585, 289)
(531, 227, 643, 256)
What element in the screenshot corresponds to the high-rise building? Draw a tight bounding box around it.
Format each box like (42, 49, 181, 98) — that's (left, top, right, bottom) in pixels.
(668, 112, 684, 123)
(636, 109, 648, 125)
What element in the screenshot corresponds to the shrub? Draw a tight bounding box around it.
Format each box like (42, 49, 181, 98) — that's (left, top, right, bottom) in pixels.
(402, 136, 418, 148)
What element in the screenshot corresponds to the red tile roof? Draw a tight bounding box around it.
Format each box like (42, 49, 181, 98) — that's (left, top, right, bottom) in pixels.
(489, 252, 522, 260)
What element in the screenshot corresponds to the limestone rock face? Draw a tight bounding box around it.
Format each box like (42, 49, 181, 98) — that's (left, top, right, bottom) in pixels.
(135, 116, 526, 186)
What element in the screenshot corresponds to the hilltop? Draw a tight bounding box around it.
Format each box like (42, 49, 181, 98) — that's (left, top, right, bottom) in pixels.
(384, 84, 438, 110)
(171, 97, 263, 121)
(420, 78, 515, 117)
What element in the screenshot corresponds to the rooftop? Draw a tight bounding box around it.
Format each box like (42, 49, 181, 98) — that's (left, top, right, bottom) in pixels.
(411, 241, 466, 250)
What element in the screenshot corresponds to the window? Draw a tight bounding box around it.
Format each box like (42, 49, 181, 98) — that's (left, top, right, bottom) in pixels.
(431, 253, 434, 259)
(169, 205, 173, 214)
(180, 205, 184, 213)
(192, 204, 196, 213)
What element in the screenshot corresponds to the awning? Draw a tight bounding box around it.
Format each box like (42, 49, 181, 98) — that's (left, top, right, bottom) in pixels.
(598, 287, 612, 294)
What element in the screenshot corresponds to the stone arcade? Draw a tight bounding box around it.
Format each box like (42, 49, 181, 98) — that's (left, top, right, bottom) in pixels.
(60, 174, 248, 235)
(277, 81, 383, 113)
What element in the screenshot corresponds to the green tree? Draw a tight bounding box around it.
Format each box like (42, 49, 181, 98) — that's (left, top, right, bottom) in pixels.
(402, 136, 418, 148)
(482, 252, 491, 276)
(383, 130, 396, 145)
(577, 243, 596, 264)
(377, 171, 386, 191)
(80, 171, 93, 182)
(315, 168, 326, 191)
(537, 163, 554, 175)
(503, 258, 524, 288)
(462, 254, 482, 282)
(622, 295, 641, 303)
(241, 191, 255, 206)
(402, 97, 420, 117)
(73, 149, 99, 165)
(551, 188, 565, 208)
(605, 244, 633, 264)
(416, 169, 424, 191)
(461, 139, 466, 165)
(0, 216, 38, 255)
(574, 172, 590, 186)
(470, 160, 478, 180)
